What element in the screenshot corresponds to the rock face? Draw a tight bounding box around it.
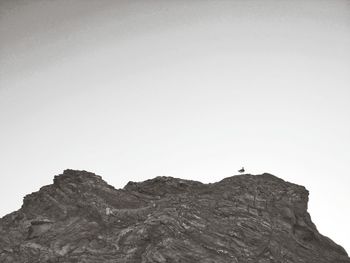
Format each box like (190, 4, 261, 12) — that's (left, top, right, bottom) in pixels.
(0, 170, 349, 263)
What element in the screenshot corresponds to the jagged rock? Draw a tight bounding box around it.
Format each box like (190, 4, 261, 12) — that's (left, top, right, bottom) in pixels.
(0, 169, 349, 262)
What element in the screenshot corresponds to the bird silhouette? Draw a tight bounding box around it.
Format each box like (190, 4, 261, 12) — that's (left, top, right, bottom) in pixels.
(238, 167, 245, 173)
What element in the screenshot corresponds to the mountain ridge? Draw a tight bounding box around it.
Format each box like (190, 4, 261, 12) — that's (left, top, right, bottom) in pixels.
(0, 169, 349, 262)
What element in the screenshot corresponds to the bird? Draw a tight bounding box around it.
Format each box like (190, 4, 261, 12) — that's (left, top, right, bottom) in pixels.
(238, 167, 245, 173)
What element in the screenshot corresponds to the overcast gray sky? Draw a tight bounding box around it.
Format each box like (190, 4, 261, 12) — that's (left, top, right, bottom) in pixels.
(1, 0, 350, 252)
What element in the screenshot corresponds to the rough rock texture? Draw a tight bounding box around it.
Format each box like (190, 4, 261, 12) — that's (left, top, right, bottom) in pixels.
(0, 169, 349, 263)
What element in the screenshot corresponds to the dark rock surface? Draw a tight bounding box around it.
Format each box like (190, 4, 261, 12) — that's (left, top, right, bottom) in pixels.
(0, 169, 349, 262)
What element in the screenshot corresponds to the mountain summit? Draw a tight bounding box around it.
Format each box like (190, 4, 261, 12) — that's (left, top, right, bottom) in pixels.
(0, 169, 349, 262)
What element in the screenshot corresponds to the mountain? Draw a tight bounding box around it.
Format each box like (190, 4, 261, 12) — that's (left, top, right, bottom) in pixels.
(0, 169, 349, 262)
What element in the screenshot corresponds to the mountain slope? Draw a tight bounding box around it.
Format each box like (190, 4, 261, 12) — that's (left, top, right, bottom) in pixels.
(0, 169, 349, 262)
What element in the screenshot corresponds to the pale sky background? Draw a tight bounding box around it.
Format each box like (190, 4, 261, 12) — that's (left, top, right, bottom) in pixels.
(1, 0, 350, 253)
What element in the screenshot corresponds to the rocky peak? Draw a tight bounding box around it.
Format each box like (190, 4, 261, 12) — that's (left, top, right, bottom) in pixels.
(53, 169, 106, 187)
(21, 170, 116, 220)
(215, 173, 309, 211)
(1, 170, 349, 263)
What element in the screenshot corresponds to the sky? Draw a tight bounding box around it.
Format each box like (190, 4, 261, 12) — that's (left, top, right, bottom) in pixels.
(1, 0, 350, 253)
